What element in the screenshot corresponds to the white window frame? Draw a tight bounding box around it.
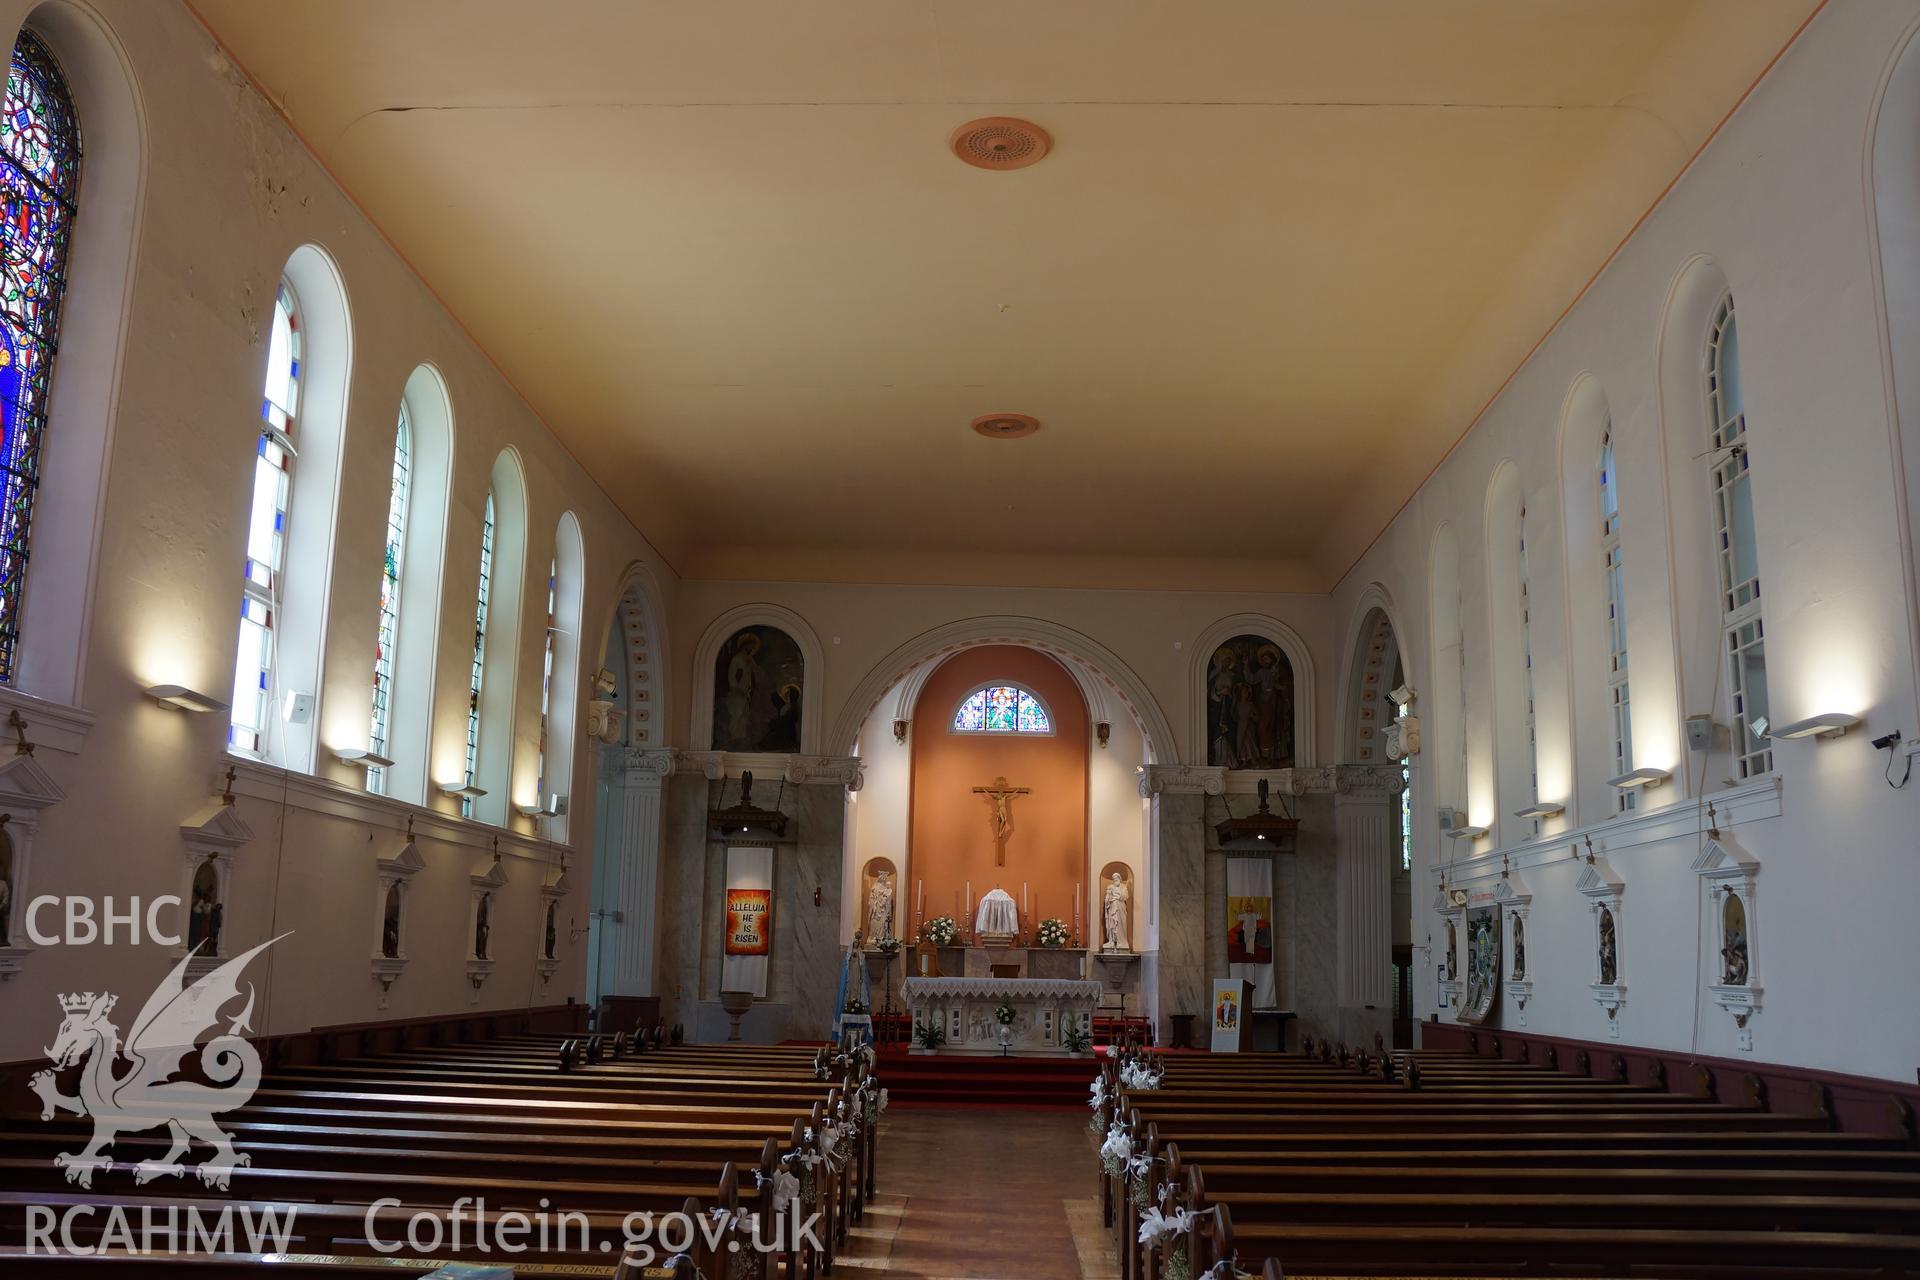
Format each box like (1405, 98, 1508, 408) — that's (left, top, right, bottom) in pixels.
(368, 403, 412, 794)
(1517, 503, 1538, 806)
(464, 491, 495, 818)
(1599, 427, 1634, 811)
(1706, 294, 1771, 779)
(231, 280, 301, 757)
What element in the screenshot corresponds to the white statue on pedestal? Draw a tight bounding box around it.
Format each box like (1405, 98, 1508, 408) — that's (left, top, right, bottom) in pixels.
(1103, 872, 1131, 951)
(866, 868, 896, 942)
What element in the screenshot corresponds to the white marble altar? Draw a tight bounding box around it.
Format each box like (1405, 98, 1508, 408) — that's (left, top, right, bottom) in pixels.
(902, 975, 1100, 1055)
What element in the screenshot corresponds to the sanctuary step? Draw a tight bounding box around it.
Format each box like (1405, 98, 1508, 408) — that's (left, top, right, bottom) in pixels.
(877, 1046, 1100, 1109)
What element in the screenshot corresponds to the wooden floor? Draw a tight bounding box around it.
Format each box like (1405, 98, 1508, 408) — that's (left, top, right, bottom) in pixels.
(842, 1108, 1119, 1279)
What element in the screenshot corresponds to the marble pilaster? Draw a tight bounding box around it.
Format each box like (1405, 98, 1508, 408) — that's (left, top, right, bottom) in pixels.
(1150, 791, 1207, 1043)
(1333, 765, 1401, 1048)
(593, 747, 672, 1000)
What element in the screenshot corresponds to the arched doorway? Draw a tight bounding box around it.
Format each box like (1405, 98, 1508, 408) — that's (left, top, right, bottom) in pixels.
(1343, 595, 1414, 1048)
(586, 567, 667, 1020)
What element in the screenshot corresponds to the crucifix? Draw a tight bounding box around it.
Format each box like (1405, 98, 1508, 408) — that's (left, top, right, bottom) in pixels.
(972, 774, 1030, 867)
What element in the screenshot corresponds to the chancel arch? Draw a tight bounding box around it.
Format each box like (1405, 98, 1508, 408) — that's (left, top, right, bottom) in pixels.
(829, 616, 1173, 764)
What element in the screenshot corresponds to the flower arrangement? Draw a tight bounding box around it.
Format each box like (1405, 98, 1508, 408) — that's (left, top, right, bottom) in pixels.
(912, 1018, 947, 1049)
(1036, 916, 1070, 948)
(1063, 1021, 1093, 1054)
(1137, 1203, 1197, 1280)
(993, 1002, 1017, 1027)
(843, 995, 868, 1015)
(922, 915, 958, 945)
(1119, 1059, 1164, 1090)
(874, 935, 901, 953)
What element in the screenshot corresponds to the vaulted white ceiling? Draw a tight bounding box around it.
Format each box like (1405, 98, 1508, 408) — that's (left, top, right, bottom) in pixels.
(188, 0, 1823, 591)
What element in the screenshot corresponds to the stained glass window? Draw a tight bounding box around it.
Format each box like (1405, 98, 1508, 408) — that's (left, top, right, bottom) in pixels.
(230, 280, 300, 753)
(367, 403, 411, 793)
(464, 490, 493, 817)
(0, 31, 80, 684)
(952, 685, 1051, 734)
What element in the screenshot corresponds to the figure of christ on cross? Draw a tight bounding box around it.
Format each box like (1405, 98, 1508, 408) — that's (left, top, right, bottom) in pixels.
(972, 774, 1030, 867)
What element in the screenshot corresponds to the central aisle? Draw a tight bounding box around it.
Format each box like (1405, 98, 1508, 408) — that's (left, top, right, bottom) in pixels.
(843, 1108, 1120, 1279)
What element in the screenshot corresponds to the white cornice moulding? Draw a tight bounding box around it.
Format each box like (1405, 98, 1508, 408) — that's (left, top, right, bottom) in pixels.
(1429, 776, 1781, 885)
(671, 750, 865, 790)
(223, 756, 565, 865)
(1140, 762, 1403, 799)
(0, 685, 95, 755)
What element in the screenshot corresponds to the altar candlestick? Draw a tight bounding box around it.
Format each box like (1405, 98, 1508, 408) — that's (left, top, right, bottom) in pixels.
(916, 879, 923, 915)
(1023, 881, 1029, 915)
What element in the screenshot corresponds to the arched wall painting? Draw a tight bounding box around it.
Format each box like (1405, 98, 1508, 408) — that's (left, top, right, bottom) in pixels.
(711, 626, 804, 752)
(1205, 634, 1295, 769)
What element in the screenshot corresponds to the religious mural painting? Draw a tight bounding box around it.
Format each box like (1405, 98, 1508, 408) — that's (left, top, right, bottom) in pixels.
(1457, 904, 1501, 1025)
(711, 626, 804, 752)
(1225, 892, 1272, 964)
(1205, 634, 1295, 769)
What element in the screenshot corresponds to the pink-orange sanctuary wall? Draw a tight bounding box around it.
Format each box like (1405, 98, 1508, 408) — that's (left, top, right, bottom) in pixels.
(907, 646, 1088, 939)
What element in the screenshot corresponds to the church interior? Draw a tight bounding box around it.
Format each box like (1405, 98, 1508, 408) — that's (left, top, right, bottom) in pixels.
(1, 1, 1918, 1276)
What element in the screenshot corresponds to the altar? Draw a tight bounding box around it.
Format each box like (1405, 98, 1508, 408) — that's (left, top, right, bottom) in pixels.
(902, 975, 1101, 1055)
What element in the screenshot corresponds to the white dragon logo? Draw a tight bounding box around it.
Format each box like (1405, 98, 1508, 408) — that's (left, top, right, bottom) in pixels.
(30, 936, 283, 1191)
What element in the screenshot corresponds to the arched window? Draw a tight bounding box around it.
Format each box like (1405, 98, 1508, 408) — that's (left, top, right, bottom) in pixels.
(380, 364, 453, 804)
(462, 489, 493, 817)
(1517, 502, 1538, 805)
(1707, 295, 1771, 778)
(229, 279, 300, 754)
(1429, 525, 1468, 827)
(535, 556, 554, 808)
(1599, 426, 1635, 809)
(0, 31, 79, 685)
(367, 401, 411, 794)
(537, 512, 584, 834)
(228, 246, 349, 769)
(953, 684, 1052, 734)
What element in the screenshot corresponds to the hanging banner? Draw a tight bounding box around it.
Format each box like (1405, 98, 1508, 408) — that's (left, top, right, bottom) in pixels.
(1226, 856, 1276, 1005)
(721, 846, 773, 997)
(725, 889, 772, 956)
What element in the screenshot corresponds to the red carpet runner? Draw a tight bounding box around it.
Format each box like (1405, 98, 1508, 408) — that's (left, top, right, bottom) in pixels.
(875, 1047, 1098, 1110)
